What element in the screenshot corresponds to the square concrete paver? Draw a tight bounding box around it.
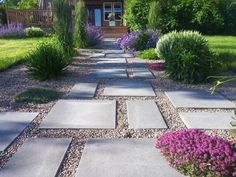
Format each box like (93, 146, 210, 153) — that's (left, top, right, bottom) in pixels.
(131, 58, 147, 68)
(179, 112, 236, 129)
(90, 53, 105, 58)
(89, 69, 127, 79)
(132, 68, 155, 79)
(103, 81, 156, 97)
(65, 82, 98, 98)
(222, 91, 236, 101)
(0, 138, 71, 177)
(165, 90, 235, 109)
(106, 53, 134, 58)
(103, 50, 124, 54)
(127, 101, 167, 129)
(95, 58, 127, 69)
(76, 139, 185, 177)
(40, 100, 116, 129)
(0, 112, 38, 151)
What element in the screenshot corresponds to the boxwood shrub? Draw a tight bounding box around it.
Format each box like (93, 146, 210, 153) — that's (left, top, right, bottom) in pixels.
(25, 27, 44, 37)
(156, 31, 219, 84)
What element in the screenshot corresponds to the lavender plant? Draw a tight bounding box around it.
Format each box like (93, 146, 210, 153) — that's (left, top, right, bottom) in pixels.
(156, 129, 236, 177)
(117, 30, 158, 51)
(86, 24, 104, 46)
(0, 23, 25, 38)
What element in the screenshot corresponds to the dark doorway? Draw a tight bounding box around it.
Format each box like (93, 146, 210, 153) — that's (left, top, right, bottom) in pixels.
(87, 6, 102, 27)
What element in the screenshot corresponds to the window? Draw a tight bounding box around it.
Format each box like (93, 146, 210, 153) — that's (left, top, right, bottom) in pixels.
(114, 2, 122, 20)
(103, 2, 122, 21)
(104, 2, 112, 21)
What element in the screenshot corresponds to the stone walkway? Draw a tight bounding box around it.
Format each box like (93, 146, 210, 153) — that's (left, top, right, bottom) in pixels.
(0, 38, 235, 177)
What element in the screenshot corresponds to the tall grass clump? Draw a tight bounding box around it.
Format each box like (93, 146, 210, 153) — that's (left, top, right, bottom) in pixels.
(156, 31, 219, 84)
(53, 0, 73, 57)
(27, 39, 70, 80)
(74, 0, 88, 48)
(148, 1, 159, 30)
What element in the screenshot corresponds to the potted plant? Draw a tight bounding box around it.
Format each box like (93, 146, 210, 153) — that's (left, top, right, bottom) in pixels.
(108, 13, 115, 27)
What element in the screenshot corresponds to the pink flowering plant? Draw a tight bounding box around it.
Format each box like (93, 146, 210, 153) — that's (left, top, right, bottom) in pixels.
(156, 129, 236, 177)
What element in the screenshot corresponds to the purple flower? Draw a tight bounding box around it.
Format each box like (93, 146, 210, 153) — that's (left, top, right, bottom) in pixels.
(117, 30, 158, 51)
(86, 24, 104, 46)
(156, 129, 236, 177)
(0, 23, 26, 38)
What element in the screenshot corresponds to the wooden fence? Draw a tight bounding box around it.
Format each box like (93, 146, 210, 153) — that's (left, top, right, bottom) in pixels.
(6, 9, 53, 27)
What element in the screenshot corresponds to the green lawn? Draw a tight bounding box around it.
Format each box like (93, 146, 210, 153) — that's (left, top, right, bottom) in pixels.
(0, 37, 47, 71)
(205, 36, 236, 72)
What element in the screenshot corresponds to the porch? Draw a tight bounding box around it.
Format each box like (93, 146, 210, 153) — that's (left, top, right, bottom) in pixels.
(84, 0, 128, 37)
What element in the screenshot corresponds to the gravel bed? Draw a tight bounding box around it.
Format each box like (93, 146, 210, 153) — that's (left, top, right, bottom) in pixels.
(0, 47, 235, 177)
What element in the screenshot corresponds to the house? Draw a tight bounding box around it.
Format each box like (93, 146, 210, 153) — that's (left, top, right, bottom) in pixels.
(83, 0, 128, 37)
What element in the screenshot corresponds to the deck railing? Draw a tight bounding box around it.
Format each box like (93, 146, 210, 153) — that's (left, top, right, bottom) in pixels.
(6, 9, 53, 27)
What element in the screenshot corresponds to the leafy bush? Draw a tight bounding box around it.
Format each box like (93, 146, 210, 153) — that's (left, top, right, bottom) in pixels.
(152, 0, 236, 35)
(27, 40, 70, 80)
(139, 48, 159, 60)
(156, 129, 236, 177)
(74, 0, 88, 48)
(156, 31, 218, 83)
(117, 30, 158, 51)
(0, 23, 25, 38)
(53, 0, 73, 57)
(25, 27, 44, 37)
(15, 87, 62, 104)
(86, 24, 104, 46)
(124, 0, 152, 30)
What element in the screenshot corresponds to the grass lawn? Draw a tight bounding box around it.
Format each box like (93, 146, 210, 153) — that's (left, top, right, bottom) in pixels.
(0, 37, 47, 71)
(205, 36, 236, 72)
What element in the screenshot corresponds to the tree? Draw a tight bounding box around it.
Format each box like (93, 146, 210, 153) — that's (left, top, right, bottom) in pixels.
(17, 0, 38, 9)
(124, 0, 151, 30)
(74, 0, 88, 48)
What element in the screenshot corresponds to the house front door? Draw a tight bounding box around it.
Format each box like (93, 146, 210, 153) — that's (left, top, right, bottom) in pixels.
(87, 6, 102, 27)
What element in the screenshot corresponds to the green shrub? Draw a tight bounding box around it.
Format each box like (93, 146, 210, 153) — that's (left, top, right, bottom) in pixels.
(156, 31, 218, 84)
(15, 87, 62, 104)
(25, 27, 44, 37)
(53, 0, 73, 57)
(74, 0, 88, 48)
(27, 40, 70, 80)
(139, 48, 159, 60)
(124, 0, 151, 30)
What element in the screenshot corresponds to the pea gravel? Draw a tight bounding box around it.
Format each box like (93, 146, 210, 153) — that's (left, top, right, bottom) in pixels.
(0, 48, 235, 177)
